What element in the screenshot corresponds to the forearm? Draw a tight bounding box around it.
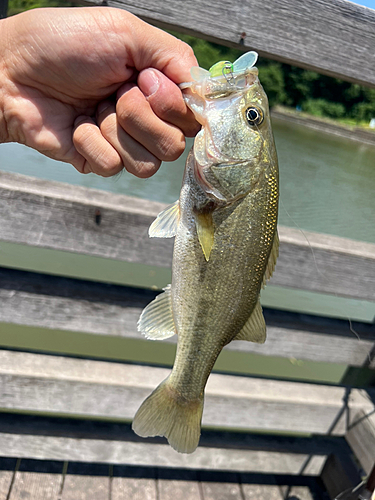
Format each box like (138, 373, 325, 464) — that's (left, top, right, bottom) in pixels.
(0, 17, 10, 144)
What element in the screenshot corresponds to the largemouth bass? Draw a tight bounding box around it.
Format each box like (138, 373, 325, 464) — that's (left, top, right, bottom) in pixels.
(132, 51, 279, 454)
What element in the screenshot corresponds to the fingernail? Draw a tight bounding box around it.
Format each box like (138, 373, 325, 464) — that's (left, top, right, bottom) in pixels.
(141, 69, 160, 97)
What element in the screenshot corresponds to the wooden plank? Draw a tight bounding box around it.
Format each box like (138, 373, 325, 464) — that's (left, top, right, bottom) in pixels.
(0, 171, 172, 268)
(61, 475, 109, 500)
(345, 410, 375, 475)
(1, 171, 375, 301)
(275, 226, 375, 301)
(9, 472, 62, 500)
(0, 412, 349, 473)
(320, 453, 362, 499)
(279, 486, 314, 500)
(0, 351, 374, 437)
(1, 267, 374, 367)
(201, 481, 242, 500)
(0, 433, 327, 475)
(241, 484, 283, 500)
(87, 0, 375, 87)
(112, 477, 157, 500)
(158, 479, 201, 500)
(0, 471, 13, 499)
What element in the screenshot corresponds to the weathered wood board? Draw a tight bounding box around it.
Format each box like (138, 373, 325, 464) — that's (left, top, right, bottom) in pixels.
(0, 350, 374, 436)
(0, 432, 328, 476)
(113, 477, 157, 500)
(320, 453, 365, 499)
(84, 0, 375, 87)
(345, 409, 375, 475)
(61, 475, 109, 499)
(9, 472, 62, 500)
(1, 171, 374, 301)
(0, 413, 360, 495)
(0, 456, 335, 500)
(1, 266, 374, 367)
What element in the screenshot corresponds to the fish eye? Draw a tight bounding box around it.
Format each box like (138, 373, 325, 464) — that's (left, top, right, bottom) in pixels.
(245, 106, 264, 126)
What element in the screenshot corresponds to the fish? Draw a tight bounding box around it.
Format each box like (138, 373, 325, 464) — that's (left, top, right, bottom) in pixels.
(132, 51, 279, 454)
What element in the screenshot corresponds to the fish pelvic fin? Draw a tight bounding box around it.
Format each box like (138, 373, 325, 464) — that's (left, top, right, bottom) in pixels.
(149, 200, 180, 238)
(132, 378, 204, 454)
(137, 285, 176, 340)
(263, 230, 279, 287)
(195, 212, 214, 261)
(233, 300, 266, 344)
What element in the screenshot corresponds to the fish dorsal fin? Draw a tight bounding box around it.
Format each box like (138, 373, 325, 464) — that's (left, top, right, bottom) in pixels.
(195, 212, 214, 261)
(149, 200, 180, 238)
(233, 300, 266, 344)
(137, 285, 176, 340)
(263, 230, 279, 287)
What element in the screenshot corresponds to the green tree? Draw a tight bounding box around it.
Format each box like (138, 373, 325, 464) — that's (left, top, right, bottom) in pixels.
(257, 62, 286, 107)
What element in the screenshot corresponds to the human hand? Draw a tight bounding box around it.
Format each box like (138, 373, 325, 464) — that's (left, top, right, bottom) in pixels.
(0, 7, 199, 177)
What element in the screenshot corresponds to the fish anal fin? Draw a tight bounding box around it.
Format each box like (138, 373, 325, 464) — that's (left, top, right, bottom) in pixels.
(149, 200, 180, 238)
(195, 212, 214, 261)
(263, 230, 279, 287)
(233, 300, 266, 344)
(137, 285, 176, 340)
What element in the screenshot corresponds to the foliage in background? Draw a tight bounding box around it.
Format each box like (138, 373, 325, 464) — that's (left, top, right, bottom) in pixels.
(7, 0, 375, 124)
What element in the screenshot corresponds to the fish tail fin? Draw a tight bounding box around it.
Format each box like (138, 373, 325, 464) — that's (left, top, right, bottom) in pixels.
(132, 378, 204, 454)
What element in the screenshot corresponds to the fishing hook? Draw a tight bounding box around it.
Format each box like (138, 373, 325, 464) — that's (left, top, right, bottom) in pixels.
(222, 62, 235, 85)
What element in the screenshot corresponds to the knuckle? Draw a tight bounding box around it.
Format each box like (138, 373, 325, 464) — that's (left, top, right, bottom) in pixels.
(129, 158, 161, 179)
(116, 92, 140, 125)
(97, 158, 123, 177)
(99, 115, 117, 138)
(73, 122, 92, 147)
(159, 135, 185, 161)
(178, 40, 195, 61)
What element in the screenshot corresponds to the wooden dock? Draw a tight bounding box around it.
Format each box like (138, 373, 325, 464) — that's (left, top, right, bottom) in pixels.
(0, 169, 374, 498)
(0, 0, 375, 497)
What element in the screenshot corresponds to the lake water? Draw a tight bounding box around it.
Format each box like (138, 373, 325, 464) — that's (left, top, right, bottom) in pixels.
(1, 115, 374, 244)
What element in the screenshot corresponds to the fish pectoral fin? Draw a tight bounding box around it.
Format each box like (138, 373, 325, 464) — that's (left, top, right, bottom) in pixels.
(195, 212, 214, 261)
(149, 200, 180, 238)
(262, 230, 279, 287)
(137, 284, 176, 340)
(233, 300, 266, 344)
